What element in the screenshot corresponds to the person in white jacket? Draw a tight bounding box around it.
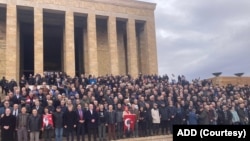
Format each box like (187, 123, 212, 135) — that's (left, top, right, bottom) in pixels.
(151, 103, 160, 135)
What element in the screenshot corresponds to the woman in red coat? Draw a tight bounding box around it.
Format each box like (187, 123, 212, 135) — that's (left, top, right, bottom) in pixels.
(42, 107, 54, 141)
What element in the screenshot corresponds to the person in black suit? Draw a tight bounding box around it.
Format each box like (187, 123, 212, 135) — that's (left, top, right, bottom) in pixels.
(76, 104, 86, 141)
(220, 105, 233, 125)
(8, 79, 17, 92)
(33, 100, 44, 115)
(85, 104, 98, 141)
(63, 106, 77, 141)
(12, 89, 22, 105)
(19, 76, 27, 89)
(12, 104, 20, 117)
(12, 104, 20, 141)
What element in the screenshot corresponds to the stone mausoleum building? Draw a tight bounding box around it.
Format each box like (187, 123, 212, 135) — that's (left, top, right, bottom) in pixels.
(0, 0, 158, 81)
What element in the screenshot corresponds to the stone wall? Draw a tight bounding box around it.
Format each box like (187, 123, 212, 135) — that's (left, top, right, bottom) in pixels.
(13, 0, 155, 16)
(0, 0, 156, 22)
(209, 76, 250, 86)
(0, 0, 158, 80)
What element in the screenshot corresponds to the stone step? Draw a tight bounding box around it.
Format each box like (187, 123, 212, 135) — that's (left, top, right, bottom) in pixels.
(117, 135, 173, 141)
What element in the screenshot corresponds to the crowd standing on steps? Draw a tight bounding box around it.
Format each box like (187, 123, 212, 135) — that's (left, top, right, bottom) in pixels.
(0, 72, 250, 141)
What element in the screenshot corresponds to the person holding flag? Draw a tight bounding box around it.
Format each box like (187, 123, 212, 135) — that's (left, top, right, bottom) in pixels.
(130, 104, 139, 137)
(42, 107, 54, 141)
(123, 106, 135, 138)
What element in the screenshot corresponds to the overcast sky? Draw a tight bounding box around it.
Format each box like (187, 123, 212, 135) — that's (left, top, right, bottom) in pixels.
(140, 0, 250, 80)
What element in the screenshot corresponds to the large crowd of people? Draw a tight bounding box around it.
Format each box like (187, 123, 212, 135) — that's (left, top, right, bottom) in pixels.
(0, 72, 250, 141)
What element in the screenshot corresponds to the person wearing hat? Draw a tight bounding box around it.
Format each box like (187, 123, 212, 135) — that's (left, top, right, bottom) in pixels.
(53, 106, 64, 141)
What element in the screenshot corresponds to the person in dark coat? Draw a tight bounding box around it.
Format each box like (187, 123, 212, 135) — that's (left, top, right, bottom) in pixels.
(175, 103, 186, 125)
(16, 107, 29, 141)
(115, 103, 123, 139)
(237, 103, 248, 125)
(0, 108, 16, 141)
(138, 106, 146, 137)
(12, 89, 22, 105)
(27, 108, 42, 141)
(37, 89, 46, 107)
(167, 101, 176, 134)
(198, 105, 210, 125)
(220, 105, 233, 125)
(158, 97, 168, 135)
(85, 103, 98, 141)
(28, 74, 35, 85)
(19, 76, 27, 89)
(145, 102, 152, 136)
(0, 76, 7, 94)
(63, 106, 77, 141)
(105, 104, 117, 141)
(0, 100, 13, 115)
(32, 99, 43, 140)
(76, 104, 86, 141)
(33, 97, 44, 115)
(8, 79, 17, 92)
(98, 104, 107, 141)
(187, 108, 198, 125)
(53, 106, 64, 141)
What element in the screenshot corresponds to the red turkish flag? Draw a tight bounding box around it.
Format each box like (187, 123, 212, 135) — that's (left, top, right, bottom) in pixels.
(42, 114, 54, 128)
(124, 114, 136, 132)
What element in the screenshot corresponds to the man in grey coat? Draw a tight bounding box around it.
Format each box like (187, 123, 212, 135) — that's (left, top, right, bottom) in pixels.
(16, 107, 29, 141)
(27, 109, 42, 141)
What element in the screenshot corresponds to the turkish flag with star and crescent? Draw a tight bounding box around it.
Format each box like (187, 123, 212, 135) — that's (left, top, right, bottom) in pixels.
(42, 114, 54, 129)
(124, 114, 136, 132)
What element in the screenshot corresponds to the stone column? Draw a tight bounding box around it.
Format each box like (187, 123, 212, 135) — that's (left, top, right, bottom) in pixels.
(146, 20, 158, 75)
(87, 13, 98, 76)
(34, 8, 43, 75)
(64, 11, 75, 77)
(108, 16, 119, 75)
(127, 18, 138, 78)
(6, 4, 18, 80)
